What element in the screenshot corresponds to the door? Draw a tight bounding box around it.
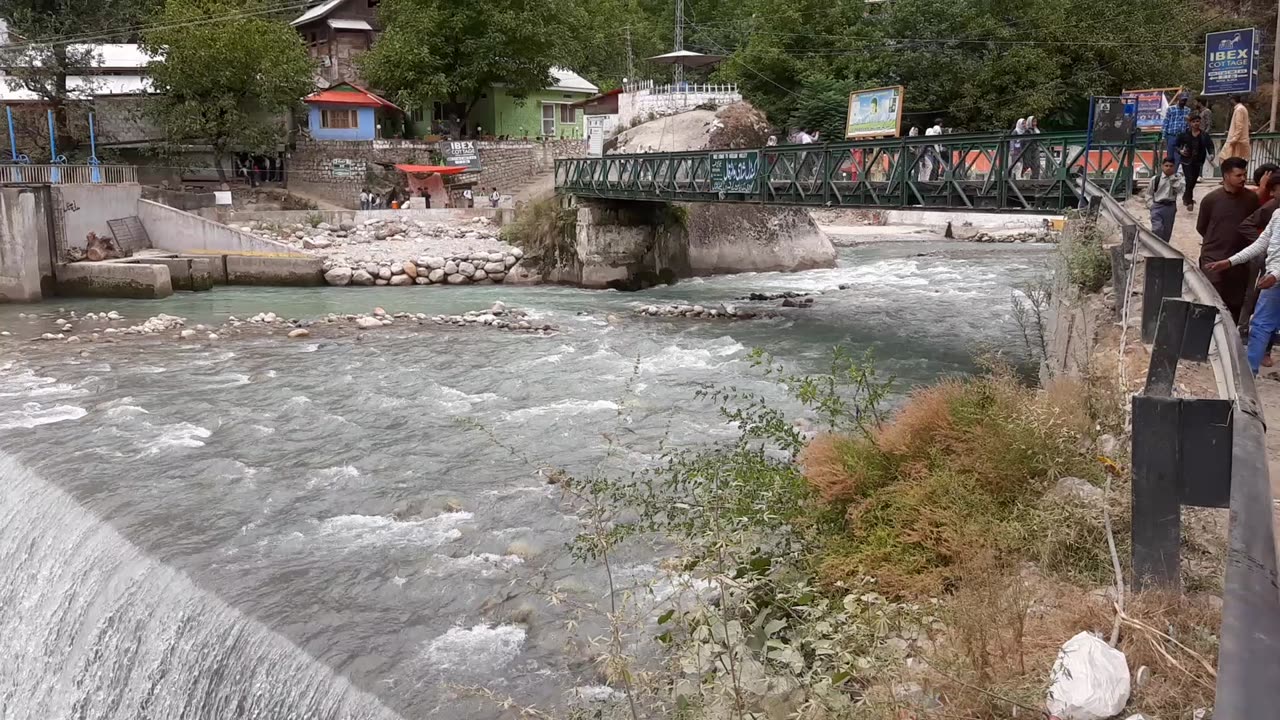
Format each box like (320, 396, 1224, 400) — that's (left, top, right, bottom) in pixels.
(541, 103, 555, 138)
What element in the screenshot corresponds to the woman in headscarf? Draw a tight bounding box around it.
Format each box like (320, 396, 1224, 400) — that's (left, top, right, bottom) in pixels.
(1220, 95, 1251, 162)
(1011, 118, 1027, 177)
(1024, 116, 1041, 178)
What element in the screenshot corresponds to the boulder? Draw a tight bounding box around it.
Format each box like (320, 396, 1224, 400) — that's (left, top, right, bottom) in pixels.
(473, 269, 489, 282)
(288, 328, 311, 338)
(490, 272, 506, 282)
(179, 329, 197, 340)
(1048, 477, 1105, 507)
(425, 256, 445, 269)
(303, 238, 332, 250)
(458, 261, 477, 276)
(391, 264, 404, 275)
(363, 262, 379, 276)
(483, 261, 505, 274)
(378, 267, 393, 280)
(503, 255, 517, 268)
(427, 268, 446, 283)
(356, 316, 383, 329)
(403, 262, 418, 279)
(324, 267, 353, 286)
(444, 260, 459, 274)
(351, 269, 375, 286)
(415, 276, 430, 285)
(389, 274, 413, 286)
(446, 273, 468, 285)
(375, 278, 389, 286)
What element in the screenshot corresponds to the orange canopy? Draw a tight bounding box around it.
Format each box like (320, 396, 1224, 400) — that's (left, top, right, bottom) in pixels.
(395, 164, 468, 175)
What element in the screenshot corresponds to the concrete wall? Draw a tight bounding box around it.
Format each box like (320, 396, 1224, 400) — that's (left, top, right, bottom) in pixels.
(222, 207, 514, 226)
(534, 200, 689, 290)
(136, 199, 306, 256)
(224, 255, 324, 286)
(0, 187, 50, 302)
(55, 262, 173, 299)
(52, 184, 144, 260)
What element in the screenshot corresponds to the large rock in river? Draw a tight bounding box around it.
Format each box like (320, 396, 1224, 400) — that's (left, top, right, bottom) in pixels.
(684, 204, 835, 274)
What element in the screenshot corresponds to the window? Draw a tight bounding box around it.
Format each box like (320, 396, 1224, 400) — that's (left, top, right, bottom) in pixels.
(320, 108, 358, 129)
(412, 107, 424, 122)
(559, 104, 576, 124)
(541, 103, 555, 137)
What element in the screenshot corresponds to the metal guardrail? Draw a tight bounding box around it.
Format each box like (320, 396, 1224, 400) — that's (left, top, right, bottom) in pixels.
(0, 164, 137, 184)
(1087, 183, 1280, 717)
(556, 130, 1141, 213)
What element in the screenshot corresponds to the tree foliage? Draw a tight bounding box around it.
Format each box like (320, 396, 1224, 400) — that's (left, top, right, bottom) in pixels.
(141, 0, 313, 180)
(359, 0, 577, 128)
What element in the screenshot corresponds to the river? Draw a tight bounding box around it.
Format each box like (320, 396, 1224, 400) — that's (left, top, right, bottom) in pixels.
(0, 240, 1049, 719)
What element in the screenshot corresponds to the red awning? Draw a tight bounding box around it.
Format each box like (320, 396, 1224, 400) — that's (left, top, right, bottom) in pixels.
(304, 82, 402, 111)
(395, 164, 468, 175)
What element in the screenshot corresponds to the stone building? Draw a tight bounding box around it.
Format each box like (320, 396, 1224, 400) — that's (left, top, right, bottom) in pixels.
(291, 0, 380, 87)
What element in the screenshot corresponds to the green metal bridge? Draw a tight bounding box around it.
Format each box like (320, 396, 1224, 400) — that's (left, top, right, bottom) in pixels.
(554, 131, 1280, 214)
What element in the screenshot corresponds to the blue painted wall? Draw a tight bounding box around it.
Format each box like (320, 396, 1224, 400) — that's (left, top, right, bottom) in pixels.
(307, 105, 377, 141)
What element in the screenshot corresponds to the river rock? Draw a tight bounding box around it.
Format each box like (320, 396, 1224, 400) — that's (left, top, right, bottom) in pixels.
(511, 248, 524, 259)
(378, 267, 393, 281)
(503, 255, 517, 268)
(425, 256, 445, 269)
(782, 296, 815, 309)
(389, 274, 413, 286)
(473, 269, 488, 282)
(325, 267, 353, 286)
(363, 262, 379, 276)
(288, 328, 311, 338)
(458, 261, 477, 276)
(446, 273, 468, 285)
(373, 307, 387, 316)
(375, 278, 389, 286)
(483, 261, 505, 274)
(415, 276, 430, 285)
(351, 269, 375, 286)
(428, 268, 446, 283)
(490, 301, 506, 315)
(179, 329, 198, 340)
(403, 262, 418, 279)
(444, 260, 459, 275)
(303, 238, 332, 250)
(356, 316, 383, 329)
(490, 272, 506, 282)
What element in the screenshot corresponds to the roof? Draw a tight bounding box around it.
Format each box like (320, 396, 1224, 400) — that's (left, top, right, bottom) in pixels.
(304, 82, 402, 111)
(327, 18, 373, 31)
(1, 43, 155, 70)
(570, 87, 622, 107)
(291, 0, 344, 26)
(549, 67, 598, 94)
(0, 74, 151, 101)
(395, 164, 468, 175)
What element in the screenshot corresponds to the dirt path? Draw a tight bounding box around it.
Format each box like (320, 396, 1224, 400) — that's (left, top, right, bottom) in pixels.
(1124, 184, 1280, 541)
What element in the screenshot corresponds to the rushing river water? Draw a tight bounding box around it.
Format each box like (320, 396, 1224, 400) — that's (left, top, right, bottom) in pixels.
(0, 241, 1049, 719)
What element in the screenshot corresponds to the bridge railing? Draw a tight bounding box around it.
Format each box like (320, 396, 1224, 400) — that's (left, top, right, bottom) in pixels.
(556, 131, 1142, 213)
(1087, 183, 1280, 717)
(0, 164, 138, 185)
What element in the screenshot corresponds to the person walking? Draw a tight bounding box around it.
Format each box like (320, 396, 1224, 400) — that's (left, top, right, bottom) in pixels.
(1233, 164, 1280, 357)
(489, 187, 500, 208)
(1206, 180, 1280, 373)
(1149, 157, 1183, 242)
(462, 187, 474, 208)
(1193, 97, 1216, 178)
(1162, 94, 1191, 170)
(1010, 118, 1027, 177)
(1175, 114, 1213, 211)
(1024, 116, 1042, 179)
(359, 188, 370, 211)
(1197, 156, 1260, 321)
(1220, 95, 1251, 162)
(925, 118, 944, 180)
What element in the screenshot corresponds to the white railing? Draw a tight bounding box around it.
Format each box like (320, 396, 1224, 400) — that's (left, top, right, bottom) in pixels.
(0, 164, 138, 184)
(623, 79, 739, 96)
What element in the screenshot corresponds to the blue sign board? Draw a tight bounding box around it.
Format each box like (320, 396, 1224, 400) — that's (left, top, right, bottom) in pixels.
(1204, 28, 1257, 95)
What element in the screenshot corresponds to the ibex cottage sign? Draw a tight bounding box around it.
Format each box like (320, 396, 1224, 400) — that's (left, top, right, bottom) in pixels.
(1203, 28, 1257, 96)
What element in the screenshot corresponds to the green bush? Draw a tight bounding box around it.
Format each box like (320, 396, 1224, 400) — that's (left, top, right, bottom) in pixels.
(1062, 219, 1112, 293)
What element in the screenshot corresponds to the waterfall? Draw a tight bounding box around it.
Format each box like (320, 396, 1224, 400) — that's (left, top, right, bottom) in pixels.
(0, 454, 401, 720)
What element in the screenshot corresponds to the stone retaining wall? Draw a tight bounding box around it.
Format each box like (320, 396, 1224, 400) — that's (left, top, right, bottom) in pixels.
(288, 138, 586, 209)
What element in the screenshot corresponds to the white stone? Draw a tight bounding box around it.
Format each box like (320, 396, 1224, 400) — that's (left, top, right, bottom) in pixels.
(482, 261, 505, 274)
(351, 269, 375, 286)
(446, 273, 468, 285)
(415, 276, 430, 284)
(503, 255, 517, 268)
(356, 316, 383, 329)
(443, 260, 459, 275)
(489, 272, 505, 282)
(377, 267, 393, 281)
(303, 238, 332, 249)
(325, 267, 353, 286)
(458, 261, 477, 276)
(511, 248, 524, 259)
(179, 329, 198, 340)
(488, 252, 505, 263)
(389, 274, 413, 286)
(288, 328, 311, 338)
(363, 262, 379, 275)
(373, 306, 387, 316)
(427, 268, 446, 283)
(207, 333, 219, 340)
(107, 311, 122, 320)
(490, 301, 507, 315)
(375, 279, 389, 286)
(425, 256, 445, 269)
(472, 269, 488, 282)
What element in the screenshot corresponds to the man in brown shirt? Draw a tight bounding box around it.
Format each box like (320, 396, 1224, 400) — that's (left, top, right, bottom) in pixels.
(1198, 156, 1260, 321)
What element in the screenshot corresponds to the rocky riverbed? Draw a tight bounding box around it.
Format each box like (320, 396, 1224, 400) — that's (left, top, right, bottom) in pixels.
(228, 216, 533, 287)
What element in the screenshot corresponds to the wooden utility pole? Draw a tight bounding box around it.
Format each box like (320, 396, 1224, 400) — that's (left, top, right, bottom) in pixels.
(1272, 0, 1280, 130)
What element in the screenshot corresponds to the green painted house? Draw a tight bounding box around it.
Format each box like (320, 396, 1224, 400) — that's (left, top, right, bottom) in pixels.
(407, 68, 599, 140)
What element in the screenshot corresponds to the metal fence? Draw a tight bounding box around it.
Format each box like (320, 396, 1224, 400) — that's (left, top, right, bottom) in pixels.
(0, 164, 137, 185)
(1089, 184, 1280, 717)
(556, 130, 1141, 213)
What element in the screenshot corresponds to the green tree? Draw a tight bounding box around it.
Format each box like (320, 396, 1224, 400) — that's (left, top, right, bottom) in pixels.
(359, 0, 577, 135)
(141, 0, 313, 181)
(1, 0, 159, 153)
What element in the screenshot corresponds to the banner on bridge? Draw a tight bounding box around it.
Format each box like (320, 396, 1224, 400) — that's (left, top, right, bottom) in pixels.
(845, 85, 903, 139)
(1203, 28, 1257, 95)
(1122, 87, 1181, 132)
(1089, 96, 1138, 145)
(710, 151, 759, 194)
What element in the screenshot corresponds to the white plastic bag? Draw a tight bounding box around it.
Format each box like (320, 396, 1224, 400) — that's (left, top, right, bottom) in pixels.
(1045, 631, 1131, 720)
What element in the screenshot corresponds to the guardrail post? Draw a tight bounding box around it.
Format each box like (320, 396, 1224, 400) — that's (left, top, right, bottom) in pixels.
(1109, 245, 1129, 316)
(1131, 395, 1184, 589)
(1141, 256, 1184, 344)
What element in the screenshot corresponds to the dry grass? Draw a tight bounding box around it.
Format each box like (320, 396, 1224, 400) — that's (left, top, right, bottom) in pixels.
(804, 371, 1112, 597)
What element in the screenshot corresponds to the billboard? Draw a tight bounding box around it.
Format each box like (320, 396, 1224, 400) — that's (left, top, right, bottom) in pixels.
(710, 151, 759, 193)
(1089, 96, 1138, 145)
(845, 86, 903, 139)
(1204, 28, 1257, 95)
(443, 140, 481, 171)
(1122, 88, 1181, 132)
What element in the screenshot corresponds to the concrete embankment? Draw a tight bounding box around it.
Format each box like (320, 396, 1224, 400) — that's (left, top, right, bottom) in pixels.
(54, 262, 174, 300)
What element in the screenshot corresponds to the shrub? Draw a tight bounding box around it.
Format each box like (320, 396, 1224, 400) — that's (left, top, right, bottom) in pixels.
(1062, 218, 1112, 292)
(498, 197, 577, 271)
